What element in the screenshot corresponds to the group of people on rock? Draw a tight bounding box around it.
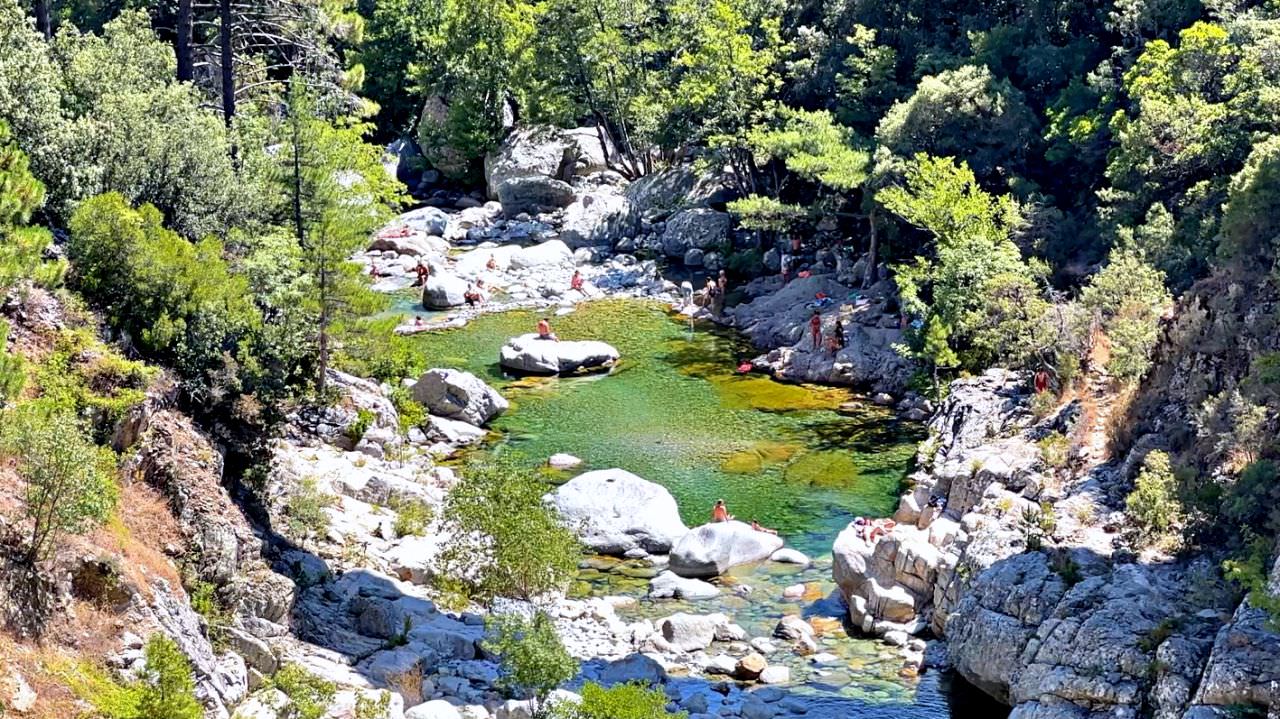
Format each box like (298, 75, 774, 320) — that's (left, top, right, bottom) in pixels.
(710, 499, 778, 536)
(808, 310, 845, 355)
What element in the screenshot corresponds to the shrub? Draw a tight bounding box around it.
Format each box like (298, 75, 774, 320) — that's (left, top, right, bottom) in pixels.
(135, 635, 204, 719)
(34, 328, 153, 440)
(346, 408, 375, 444)
(0, 319, 24, 405)
(271, 664, 336, 719)
(1224, 532, 1280, 630)
(355, 691, 393, 719)
(286, 475, 334, 539)
(389, 386, 427, 435)
(1030, 390, 1058, 419)
(1126, 450, 1184, 547)
(484, 611, 578, 705)
(549, 682, 687, 719)
(1038, 433, 1070, 468)
(438, 458, 581, 605)
(0, 401, 119, 563)
(391, 498, 434, 537)
(189, 581, 230, 648)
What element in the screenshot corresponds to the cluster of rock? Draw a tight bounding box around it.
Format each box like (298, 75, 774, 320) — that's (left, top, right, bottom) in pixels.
(830, 368, 1280, 718)
(724, 274, 913, 396)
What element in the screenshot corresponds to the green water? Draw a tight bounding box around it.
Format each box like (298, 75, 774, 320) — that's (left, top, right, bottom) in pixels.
(404, 299, 1009, 717)
(408, 299, 922, 558)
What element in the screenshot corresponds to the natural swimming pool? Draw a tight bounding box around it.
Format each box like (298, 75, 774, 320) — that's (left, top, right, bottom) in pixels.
(401, 298, 1005, 718)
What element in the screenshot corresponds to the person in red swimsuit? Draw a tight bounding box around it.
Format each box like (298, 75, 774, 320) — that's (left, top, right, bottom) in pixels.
(711, 499, 734, 523)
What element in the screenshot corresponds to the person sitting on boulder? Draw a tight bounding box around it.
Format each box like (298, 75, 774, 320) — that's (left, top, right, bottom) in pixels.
(750, 519, 778, 535)
(570, 269, 586, 295)
(537, 317, 559, 341)
(464, 283, 484, 307)
(711, 499, 734, 523)
(413, 261, 430, 287)
(487, 253, 498, 271)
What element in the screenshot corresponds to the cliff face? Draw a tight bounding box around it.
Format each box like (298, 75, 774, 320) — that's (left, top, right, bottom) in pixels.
(832, 369, 1280, 718)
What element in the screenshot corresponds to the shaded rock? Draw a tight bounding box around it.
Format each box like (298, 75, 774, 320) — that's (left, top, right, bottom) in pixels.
(597, 653, 668, 686)
(560, 190, 639, 249)
(661, 209, 730, 258)
(669, 522, 785, 578)
(412, 369, 508, 426)
(497, 175, 575, 216)
(547, 469, 689, 555)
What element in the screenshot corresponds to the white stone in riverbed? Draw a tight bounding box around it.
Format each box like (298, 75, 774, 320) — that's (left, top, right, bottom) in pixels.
(668, 521, 785, 578)
(499, 333, 620, 375)
(782, 584, 805, 599)
(407, 700, 463, 719)
(547, 469, 689, 555)
(770, 548, 811, 566)
(547, 453, 583, 470)
(649, 571, 719, 600)
(412, 369, 508, 426)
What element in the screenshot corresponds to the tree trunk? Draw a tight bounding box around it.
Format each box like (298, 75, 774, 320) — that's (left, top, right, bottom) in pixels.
(176, 0, 194, 82)
(34, 0, 51, 39)
(863, 208, 879, 288)
(219, 0, 235, 127)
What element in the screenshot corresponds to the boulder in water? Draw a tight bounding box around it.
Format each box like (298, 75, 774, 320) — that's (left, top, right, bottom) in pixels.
(411, 369, 508, 426)
(510, 240, 573, 269)
(396, 206, 450, 236)
(648, 570, 719, 600)
(547, 469, 688, 555)
(422, 273, 468, 309)
(499, 333, 619, 375)
(668, 521, 784, 578)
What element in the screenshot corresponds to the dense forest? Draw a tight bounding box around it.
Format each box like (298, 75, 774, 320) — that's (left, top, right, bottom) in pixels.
(2, 0, 1280, 713)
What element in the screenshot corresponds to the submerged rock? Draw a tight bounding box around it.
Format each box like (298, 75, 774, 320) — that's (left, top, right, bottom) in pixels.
(649, 570, 719, 600)
(547, 469, 689, 555)
(499, 333, 619, 375)
(668, 522, 785, 578)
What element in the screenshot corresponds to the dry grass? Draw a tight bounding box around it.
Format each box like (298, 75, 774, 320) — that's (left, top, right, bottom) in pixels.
(84, 480, 185, 600)
(0, 634, 89, 719)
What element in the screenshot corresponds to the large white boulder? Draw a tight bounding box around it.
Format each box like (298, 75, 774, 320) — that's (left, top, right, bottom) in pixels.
(668, 521, 784, 578)
(499, 334, 619, 375)
(547, 469, 689, 555)
(484, 126, 576, 199)
(422, 273, 469, 309)
(510, 240, 573, 269)
(412, 369, 508, 427)
(559, 190, 638, 249)
(649, 570, 719, 600)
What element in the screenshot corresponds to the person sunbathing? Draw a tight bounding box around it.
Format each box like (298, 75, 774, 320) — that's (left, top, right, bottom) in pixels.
(711, 499, 734, 523)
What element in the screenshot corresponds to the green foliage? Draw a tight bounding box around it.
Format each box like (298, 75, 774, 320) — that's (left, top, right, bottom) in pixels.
(0, 319, 25, 405)
(1222, 460, 1280, 539)
(744, 108, 869, 192)
(1030, 390, 1058, 419)
(1126, 450, 1184, 547)
(389, 387, 427, 435)
(33, 328, 152, 440)
(875, 65, 1039, 186)
(135, 635, 204, 719)
(0, 400, 118, 563)
(438, 458, 581, 605)
(271, 664, 337, 719)
(1224, 532, 1280, 629)
(286, 475, 335, 539)
(189, 581, 230, 649)
(549, 681, 687, 719)
(880, 154, 1051, 370)
(67, 193, 260, 396)
(1218, 135, 1280, 263)
(60, 635, 203, 719)
(483, 611, 578, 703)
(390, 497, 434, 537)
(1081, 249, 1172, 382)
(347, 408, 375, 444)
(727, 195, 807, 232)
(1038, 433, 1070, 468)
(355, 691, 394, 719)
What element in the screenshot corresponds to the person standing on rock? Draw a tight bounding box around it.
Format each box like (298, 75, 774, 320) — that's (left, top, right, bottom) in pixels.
(833, 318, 845, 350)
(809, 310, 822, 350)
(707, 277, 723, 318)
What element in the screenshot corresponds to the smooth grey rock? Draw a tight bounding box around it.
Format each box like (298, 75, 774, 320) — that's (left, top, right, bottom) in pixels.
(412, 369, 508, 427)
(669, 522, 785, 578)
(548, 469, 689, 555)
(423, 273, 469, 309)
(499, 334, 619, 375)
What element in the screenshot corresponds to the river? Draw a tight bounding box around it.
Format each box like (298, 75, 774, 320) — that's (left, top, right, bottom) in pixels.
(398, 296, 1006, 718)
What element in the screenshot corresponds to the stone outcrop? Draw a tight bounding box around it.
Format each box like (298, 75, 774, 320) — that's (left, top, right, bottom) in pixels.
(423, 273, 469, 309)
(546, 469, 690, 555)
(832, 368, 1280, 718)
(660, 208, 730, 259)
(559, 189, 639, 249)
(669, 521, 784, 578)
(411, 369, 508, 427)
(498, 334, 619, 375)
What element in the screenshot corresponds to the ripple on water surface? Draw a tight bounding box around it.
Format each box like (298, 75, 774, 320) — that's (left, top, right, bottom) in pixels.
(406, 300, 1005, 718)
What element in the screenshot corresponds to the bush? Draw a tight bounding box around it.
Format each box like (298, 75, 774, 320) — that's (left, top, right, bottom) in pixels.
(1030, 390, 1058, 419)
(438, 459, 581, 605)
(346, 408, 375, 444)
(549, 682, 687, 719)
(286, 475, 334, 539)
(34, 329, 153, 440)
(0, 319, 25, 405)
(1038, 433, 1070, 468)
(389, 387, 427, 435)
(0, 401, 119, 563)
(484, 611, 578, 705)
(1224, 532, 1280, 630)
(271, 665, 337, 719)
(391, 498, 434, 537)
(135, 635, 204, 719)
(1126, 450, 1184, 547)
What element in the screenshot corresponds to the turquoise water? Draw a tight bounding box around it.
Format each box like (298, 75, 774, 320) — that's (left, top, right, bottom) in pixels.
(403, 299, 1005, 717)
(406, 300, 921, 559)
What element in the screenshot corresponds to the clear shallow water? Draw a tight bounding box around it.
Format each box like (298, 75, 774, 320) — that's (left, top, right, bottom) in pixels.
(404, 299, 1005, 718)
